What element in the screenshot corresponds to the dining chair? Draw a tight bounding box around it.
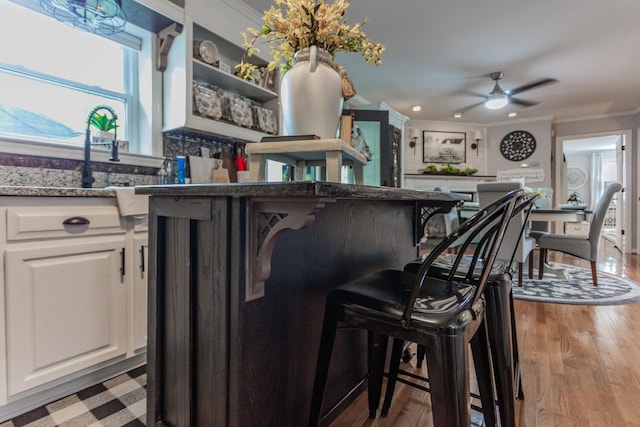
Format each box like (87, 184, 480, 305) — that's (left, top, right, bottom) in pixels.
(381, 192, 538, 427)
(538, 182, 622, 286)
(478, 181, 536, 285)
(308, 190, 524, 427)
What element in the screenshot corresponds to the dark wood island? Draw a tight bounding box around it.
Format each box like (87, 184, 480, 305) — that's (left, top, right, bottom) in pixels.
(137, 181, 464, 427)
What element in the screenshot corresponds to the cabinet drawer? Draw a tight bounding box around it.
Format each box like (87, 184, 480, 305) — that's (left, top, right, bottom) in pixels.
(564, 221, 589, 236)
(6, 205, 125, 241)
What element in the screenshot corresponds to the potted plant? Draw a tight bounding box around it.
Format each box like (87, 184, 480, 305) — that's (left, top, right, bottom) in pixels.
(236, 0, 385, 138)
(90, 112, 118, 140)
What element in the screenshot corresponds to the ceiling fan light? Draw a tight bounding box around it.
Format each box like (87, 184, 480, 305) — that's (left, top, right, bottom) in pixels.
(485, 94, 509, 110)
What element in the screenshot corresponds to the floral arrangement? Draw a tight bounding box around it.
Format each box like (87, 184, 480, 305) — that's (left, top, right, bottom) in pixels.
(236, 0, 385, 80)
(418, 164, 478, 176)
(525, 187, 548, 208)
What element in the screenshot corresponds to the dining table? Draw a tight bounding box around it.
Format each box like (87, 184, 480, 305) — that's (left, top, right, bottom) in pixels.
(458, 203, 592, 278)
(459, 203, 590, 223)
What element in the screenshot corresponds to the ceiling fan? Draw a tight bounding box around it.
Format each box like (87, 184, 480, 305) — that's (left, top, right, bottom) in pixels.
(459, 71, 558, 112)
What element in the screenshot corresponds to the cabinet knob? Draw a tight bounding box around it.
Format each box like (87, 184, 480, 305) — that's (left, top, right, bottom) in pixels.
(62, 216, 90, 226)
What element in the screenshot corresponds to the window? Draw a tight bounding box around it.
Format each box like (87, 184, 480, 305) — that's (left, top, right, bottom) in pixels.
(0, 1, 143, 147)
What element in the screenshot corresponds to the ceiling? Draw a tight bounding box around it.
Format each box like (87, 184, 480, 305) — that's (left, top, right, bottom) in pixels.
(241, 0, 640, 124)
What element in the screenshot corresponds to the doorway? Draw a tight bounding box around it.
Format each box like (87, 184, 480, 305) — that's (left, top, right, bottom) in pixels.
(555, 130, 631, 253)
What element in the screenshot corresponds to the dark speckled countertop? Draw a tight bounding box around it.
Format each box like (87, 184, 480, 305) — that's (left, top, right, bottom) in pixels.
(0, 186, 116, 197)
(135, 181, 469, 201)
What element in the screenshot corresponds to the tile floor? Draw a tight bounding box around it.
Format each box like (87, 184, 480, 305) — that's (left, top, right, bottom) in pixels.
(0, 365, 146, 427)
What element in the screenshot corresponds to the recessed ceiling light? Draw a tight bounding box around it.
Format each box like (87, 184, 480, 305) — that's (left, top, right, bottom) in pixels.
(453, 112, 463, 118)
(508, 112, 517, 117)
(411, 105, 422, 112)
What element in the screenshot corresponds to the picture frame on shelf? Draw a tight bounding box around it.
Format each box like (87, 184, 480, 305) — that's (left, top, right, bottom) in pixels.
(423, 130, 466, 164)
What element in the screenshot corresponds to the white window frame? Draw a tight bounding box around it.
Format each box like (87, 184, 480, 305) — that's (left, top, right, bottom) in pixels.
(0, 1, 161, 160)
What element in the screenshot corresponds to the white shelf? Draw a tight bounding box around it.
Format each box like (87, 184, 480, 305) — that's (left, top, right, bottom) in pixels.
(192, 60, 277, 102)
(162, 16, 280, 142)
(165, 115, 268, 143)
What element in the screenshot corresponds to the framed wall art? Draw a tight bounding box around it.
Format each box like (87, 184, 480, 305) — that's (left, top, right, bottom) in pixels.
(423, 130, 466, 164)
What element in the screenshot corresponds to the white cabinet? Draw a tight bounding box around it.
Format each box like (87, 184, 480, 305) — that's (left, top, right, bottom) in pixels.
(0, 196, 148, 419)
(163, 16, 279, 141)
(5, 237, 127, 396)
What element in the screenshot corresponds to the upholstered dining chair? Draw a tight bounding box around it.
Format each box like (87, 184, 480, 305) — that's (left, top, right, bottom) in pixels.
(478, 181, 537, 285)
(308, 190, 524, 427)
(538, 182, 622, 286)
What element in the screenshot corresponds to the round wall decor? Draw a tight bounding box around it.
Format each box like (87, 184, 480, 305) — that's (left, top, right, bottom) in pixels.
(566, 166, 588, 189)
(499, 130, 536, 161)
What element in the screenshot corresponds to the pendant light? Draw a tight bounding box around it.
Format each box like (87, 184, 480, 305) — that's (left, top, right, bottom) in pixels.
(40, 0, 127, 35)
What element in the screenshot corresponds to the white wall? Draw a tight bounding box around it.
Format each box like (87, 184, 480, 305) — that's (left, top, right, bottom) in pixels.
(486, 118, 553, 188)
(404, 120, 485, 174)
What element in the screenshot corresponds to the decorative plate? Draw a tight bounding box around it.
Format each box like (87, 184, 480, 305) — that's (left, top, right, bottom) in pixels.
(566, 166, 588, 189)
(499, 130, 536, 161)
(194, 40, 219, 66)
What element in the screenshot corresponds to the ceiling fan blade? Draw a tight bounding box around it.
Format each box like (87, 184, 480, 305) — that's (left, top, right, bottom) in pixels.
(457, 89, 489, 99)
(509, 97, 539, 107)
(458, 101, 486, 112)
(509, 78, 557, 96)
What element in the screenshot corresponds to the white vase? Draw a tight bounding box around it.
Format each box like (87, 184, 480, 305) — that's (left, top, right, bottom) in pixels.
(280, 46, 344, 139)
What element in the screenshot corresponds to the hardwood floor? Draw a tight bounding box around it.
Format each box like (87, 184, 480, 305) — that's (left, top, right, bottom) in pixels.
(329, 241, 640, 426)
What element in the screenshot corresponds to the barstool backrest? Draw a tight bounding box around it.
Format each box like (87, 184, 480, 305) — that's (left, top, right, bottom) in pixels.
(402, 189, 525, 327)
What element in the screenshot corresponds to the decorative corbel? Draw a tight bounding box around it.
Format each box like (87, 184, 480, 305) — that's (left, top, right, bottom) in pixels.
(156, 22, 183, 72)
(245, 198, 335, 301)
(415, 200, 461, 245)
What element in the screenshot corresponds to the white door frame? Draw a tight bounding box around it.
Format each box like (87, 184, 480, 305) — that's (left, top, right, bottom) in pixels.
(555, 129, 632, 253)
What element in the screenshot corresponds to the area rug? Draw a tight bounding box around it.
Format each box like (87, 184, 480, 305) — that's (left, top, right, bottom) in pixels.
(512, 263, 640, 305)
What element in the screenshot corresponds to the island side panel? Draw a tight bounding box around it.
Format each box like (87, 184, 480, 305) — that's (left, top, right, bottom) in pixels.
(234, 198, 418, 426)
(194, 197, 230, 425)
(147, 197, 225, 427)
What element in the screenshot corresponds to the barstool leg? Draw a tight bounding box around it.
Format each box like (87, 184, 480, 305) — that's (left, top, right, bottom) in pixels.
(471, 320, 497, 427)
(308, 301, 340, 427)
(485, 281, 518, 427)
(416, 343, 426, 368)
(367, 332, 388, 419)
(510, 295, 525, 401)
(381, 338, 405, 416)
(424, 333, 470, 427)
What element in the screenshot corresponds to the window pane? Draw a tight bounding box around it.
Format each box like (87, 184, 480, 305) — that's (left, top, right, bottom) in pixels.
(0, 70, 126, 145)
(0, 2, 125, 92)
(0, 2, 132, 146)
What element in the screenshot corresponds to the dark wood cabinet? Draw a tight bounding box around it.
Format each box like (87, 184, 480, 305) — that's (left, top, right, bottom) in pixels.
(344, 109, 403, 187)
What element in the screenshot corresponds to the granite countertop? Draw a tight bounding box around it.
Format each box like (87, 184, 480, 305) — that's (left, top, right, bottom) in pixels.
(135, 181, 469, 202)
(0, 186, 116, 197)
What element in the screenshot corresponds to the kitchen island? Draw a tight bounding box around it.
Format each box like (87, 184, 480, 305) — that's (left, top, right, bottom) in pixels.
(137, 181, 464, 427)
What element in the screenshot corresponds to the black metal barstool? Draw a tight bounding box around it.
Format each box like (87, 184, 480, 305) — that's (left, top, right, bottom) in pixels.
(308, 190, 525, 427)
(384, 269, 523, 427)
(381, 193, 538, 426)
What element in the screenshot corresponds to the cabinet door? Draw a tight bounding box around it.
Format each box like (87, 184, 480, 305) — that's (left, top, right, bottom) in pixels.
(133, 234, 148, 352)
(5, 237, 127, 396)
(343, 109, 400, 187)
